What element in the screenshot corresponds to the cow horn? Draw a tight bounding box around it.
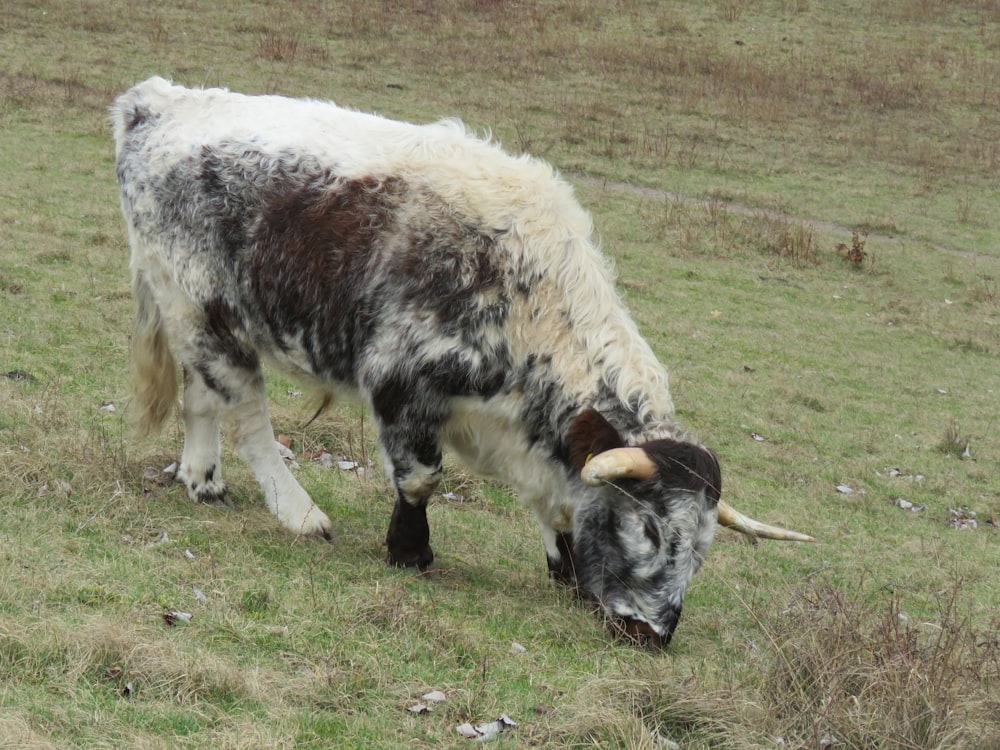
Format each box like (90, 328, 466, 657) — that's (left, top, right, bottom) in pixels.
(581, 447, 657, 486)
(717, 500, 815, 542)
(581, 448, 815, 543)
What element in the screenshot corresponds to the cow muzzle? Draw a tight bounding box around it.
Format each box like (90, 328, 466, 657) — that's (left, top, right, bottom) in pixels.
(606, 610, 678, 650)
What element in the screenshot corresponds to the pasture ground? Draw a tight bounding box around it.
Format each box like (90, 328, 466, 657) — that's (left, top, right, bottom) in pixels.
(1, 1, 998, 747)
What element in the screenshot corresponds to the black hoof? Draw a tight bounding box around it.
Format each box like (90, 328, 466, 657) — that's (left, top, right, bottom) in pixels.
(386, 544, 435, 571)
(195, 488, 234, 510)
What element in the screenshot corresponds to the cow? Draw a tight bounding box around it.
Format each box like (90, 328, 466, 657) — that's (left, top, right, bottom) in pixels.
(112, 77, 812, 647)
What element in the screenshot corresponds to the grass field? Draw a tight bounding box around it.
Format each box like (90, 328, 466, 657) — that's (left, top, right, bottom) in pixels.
(1, 1, 999, 747)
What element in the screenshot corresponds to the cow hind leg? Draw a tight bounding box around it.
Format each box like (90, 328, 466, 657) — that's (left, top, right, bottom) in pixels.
(177, 367, 230, 508)
(225, 373, 334, 539)
(176, 350, 333, 539)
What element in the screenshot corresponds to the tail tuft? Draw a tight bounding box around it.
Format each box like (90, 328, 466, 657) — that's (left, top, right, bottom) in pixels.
(130, 271, 178, 436)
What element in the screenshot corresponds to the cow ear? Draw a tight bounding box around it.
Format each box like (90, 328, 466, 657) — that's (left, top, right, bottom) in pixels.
(566, 408, 625, 472)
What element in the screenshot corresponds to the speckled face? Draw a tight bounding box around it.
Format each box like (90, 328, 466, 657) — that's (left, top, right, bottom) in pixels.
(573, 439, 721, 647)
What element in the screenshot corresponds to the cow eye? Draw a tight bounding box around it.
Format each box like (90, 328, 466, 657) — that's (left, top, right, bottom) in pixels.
(642, 518, 661, 550)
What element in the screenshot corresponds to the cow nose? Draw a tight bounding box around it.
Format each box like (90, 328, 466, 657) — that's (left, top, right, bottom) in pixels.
(608, 614, 675, 649)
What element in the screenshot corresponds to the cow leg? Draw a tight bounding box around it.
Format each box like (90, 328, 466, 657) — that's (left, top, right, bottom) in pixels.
(174, 339, 333, 539)
(225, 374, 334, 539)
(542, 526, 579, 589)
(385, 491, 434, 569)
(383, 453, 441, 569)
(177, 367, 229, 507)
(373, 402, 443, 570)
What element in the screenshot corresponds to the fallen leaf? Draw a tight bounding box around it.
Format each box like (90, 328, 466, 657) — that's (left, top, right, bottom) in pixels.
(948, 507, 978, 530)
(652, 732, 681, 749)
(275, 441, 299, 468)
(894, 498, 926, 513)
(306, 449, 337, 468)
(887, 468, 925, 481)
(162, 610, 192, 627)
(457, 714, 517, 741)
(4, 370, 35, 381)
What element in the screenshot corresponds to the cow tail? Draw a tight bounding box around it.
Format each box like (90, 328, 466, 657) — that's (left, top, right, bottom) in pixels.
(130, 271, 178, 436)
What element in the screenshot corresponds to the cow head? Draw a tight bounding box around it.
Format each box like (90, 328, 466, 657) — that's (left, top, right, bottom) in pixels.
(567, 409, 812, 647)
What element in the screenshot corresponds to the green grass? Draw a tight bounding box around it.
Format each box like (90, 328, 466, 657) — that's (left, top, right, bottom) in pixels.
(2, 0, 999, 747)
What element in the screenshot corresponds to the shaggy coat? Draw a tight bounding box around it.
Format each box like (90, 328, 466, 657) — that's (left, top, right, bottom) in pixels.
(112, 77, 721, 645)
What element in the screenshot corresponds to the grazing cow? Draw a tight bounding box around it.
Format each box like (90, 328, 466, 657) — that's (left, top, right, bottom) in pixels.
(112, 77, 812, 647)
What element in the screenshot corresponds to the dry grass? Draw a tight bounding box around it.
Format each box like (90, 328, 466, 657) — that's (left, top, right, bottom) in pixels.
(758, 583, 1000, 749)
(1, 0, 999, 747)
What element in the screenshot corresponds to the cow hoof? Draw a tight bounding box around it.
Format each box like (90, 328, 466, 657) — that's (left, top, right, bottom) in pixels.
(286, 508, 335, 541)
(178, 465, 230, 508)
(196, 488, 234, 510)
(386, 545, 435, 571)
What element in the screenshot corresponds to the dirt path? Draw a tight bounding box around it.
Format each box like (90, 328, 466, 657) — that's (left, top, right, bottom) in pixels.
(569, 172, 995, 263)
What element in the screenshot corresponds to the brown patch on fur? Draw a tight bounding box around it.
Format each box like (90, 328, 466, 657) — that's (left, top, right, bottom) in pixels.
(247, 175, 408, 374)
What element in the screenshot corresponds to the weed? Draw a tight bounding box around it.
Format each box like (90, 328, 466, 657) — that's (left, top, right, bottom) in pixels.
(759, 582, 1000, 749)
(774, 218, 816, 265)
(240, 588, 273, 618)
(972, 273, 998, 304)
(837, 229, 872, 270)
(257, 27, 300, 63)
(938, 422, 972, 458)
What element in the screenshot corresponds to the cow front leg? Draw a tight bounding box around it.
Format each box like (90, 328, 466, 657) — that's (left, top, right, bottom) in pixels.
(384, 458, 442, 569)
(177, 367, 229, 508)
(542, 526, 579, 589)
(375, 414, 443, 570)
(385, 491, 434, 570)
